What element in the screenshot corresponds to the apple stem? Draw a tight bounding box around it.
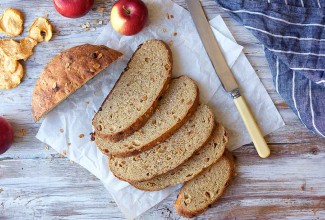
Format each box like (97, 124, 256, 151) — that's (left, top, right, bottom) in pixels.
(122, 5, 131, 15)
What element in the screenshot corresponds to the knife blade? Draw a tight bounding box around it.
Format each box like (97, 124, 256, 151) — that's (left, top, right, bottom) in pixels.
(186, 0, 270, 158)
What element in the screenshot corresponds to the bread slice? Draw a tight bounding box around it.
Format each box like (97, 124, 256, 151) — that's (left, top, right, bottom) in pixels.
(92, 40, 172, 142)
(95, 76, 199, 157)
(109, 105, 215, 182)
(174, 151, 235, 218)
(131, 123, 228, 191)
(32, 44, 123, 122)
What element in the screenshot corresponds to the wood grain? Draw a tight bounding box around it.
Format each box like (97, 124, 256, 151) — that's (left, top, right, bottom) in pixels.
(1, 0, 325, 219)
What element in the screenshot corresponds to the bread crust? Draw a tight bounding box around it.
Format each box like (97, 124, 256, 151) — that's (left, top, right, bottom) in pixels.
(32, 44, 123, 122)
(108, 105, 216, 183)
(174, 150, 235, 218)
(93, 40, 173, 142)
(96, 76, 200, 157)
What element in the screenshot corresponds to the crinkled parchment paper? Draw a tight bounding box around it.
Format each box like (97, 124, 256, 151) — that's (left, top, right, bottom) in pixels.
(37, 0, 284, 219)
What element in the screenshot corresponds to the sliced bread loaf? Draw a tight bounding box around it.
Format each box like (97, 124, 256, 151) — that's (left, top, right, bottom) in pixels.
(109, 105, 215, 182)
(95, 75, 199, 157)
(131, 123, 228, 191)
(32, 44, 123, 122)
(174, 151, 235, 218)
(92, 40, 172, 142)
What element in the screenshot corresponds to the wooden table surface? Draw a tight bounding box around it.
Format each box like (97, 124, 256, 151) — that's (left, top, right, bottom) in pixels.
(1, 0, 325, 219)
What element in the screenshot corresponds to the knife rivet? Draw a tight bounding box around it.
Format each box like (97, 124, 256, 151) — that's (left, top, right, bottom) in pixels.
(230, 88, 241, 99)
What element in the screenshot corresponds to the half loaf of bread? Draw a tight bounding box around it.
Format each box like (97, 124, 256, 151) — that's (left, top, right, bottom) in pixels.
(109, 105, 215, 182)
(174, 151, 235, 218)
(95, 75, 199, 157)
(32, 44, 123, 122)
(92, 40, 172, 142)
(131, 123, 227, 191)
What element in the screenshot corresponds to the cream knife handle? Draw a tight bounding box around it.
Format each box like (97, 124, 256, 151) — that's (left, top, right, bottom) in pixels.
(233, 96, 270, 158)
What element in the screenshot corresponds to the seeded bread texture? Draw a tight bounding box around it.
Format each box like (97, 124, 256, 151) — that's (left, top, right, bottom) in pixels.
(131, 123, 228, 191)
(174, 151, 235, 218)
(95, 75, 199, 157)
(32, 44, 122, 122)
(109, 105, 215, 182)
(92, 40, 172, 142)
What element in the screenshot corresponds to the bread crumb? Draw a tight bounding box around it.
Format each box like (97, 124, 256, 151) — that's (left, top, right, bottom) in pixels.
(82, 22, 91, 32)
(44, 146, 49, 150)
(97, 7, 105, 13)
(168, 40, 174, 47)
(173, 32, 177, 36)
(162, 28, 166, 33)
(67, 143, 71, 147)
(58, 153, 63, 158)
(300, 183, 306, 191)
(0, 188, 3, 193)
(166, 13, 170, 19)
(19, 129, 26, 137)
(62, 150, 67, 155)
(170, 15, 174, 19)
(79, 134, 85, 138)
(60, 128, 64, 133)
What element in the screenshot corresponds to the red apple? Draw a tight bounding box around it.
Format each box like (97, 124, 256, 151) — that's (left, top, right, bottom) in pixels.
(0, 116, 14, 155)
(52, 0, 94, 18)
(110, 0, 148, 36)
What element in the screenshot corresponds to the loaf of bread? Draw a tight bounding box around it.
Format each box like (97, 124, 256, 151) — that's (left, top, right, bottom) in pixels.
(131, 123, 227, 191)
(92, 40, 172, 142)
(108, 105, 215, 182)
(95, 75, 199, 157)
(174, 151, 235, 218)
(32, 44, 123, 122)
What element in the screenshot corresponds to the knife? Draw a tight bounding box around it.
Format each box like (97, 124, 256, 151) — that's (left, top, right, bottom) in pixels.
(186, 0, 270, 158)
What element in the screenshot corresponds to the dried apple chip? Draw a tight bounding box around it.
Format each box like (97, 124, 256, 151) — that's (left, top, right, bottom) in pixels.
(0, 8, 24, 37)
(0, 48, 18, 73)
(0, 37, 37, 61)
(28, 18, 53, 42)
(20, 37, 38, 59)
(0, 59, 23, 90)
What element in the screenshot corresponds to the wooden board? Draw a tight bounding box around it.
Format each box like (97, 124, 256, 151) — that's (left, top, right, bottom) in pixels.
(1, 0, 325, 219)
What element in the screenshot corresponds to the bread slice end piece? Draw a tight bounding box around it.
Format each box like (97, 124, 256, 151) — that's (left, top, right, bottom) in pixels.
(174, 150, 235, 218)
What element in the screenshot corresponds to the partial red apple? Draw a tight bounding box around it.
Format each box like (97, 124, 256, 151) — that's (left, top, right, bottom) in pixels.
(0, 116, 14, 155)
(52, 0, 94, 18)
(110, 0, 148, 36)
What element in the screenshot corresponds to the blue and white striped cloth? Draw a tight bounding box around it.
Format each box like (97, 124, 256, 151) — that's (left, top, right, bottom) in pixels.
(215, 0, 325, 138)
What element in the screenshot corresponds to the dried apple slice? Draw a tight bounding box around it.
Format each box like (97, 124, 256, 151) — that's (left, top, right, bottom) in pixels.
(0, 37, 37, 61)
(0, 49, 18, 73)
(0, 8, 24, 37)
(0, 45, 24, 90)
(19, 37, 38, 60)
(28, 18, 53, 42)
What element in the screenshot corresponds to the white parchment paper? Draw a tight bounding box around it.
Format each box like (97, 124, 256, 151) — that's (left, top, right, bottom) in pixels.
(36, 0, 285, 219)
